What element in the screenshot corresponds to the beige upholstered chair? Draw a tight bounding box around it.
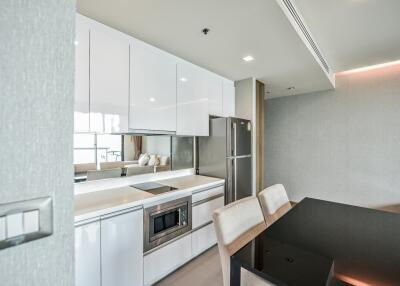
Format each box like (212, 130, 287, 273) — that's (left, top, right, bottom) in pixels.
(125, 165, 154, 176)
(100, 161, 137, 170)
(74, 163, 97, 173)
(213, 197, 275, 286)
(258, 184, 291, 226)
(86, 168, 122, 181)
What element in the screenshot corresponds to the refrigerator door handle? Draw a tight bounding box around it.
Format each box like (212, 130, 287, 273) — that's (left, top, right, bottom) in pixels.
(227, 158, 235, 204)
(233, 122, 237, 157)
(233, 158, 237, 201)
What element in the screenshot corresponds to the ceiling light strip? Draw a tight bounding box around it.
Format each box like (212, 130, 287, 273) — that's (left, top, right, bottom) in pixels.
(336, 60, 400, 75)
(282, 0, 330, 74)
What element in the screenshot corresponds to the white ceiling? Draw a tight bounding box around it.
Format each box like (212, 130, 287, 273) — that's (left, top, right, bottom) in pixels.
(77, 0, 333, 98)
(293, 0, 400, 72)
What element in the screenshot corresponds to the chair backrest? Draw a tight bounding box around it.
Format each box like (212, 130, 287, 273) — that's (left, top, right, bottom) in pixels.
(86, 168, 121, 181)
(125, 165, 154, 177)
(213, 196, 266, 286)
(74, 163, 97, 173)
(258, 184, 291, 226)
(100, 161, 125, 170)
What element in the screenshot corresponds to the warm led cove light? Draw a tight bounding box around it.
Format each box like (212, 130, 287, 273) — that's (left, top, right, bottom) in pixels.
(336, 60, 400, 75)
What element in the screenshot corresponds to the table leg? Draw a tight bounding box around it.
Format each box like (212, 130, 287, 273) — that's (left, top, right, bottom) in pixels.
(230, 258, 241, 286)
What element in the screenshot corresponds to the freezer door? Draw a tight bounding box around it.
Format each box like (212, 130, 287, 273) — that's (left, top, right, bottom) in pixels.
(226, 156, 252, 204)
(228, 118, 252, 157)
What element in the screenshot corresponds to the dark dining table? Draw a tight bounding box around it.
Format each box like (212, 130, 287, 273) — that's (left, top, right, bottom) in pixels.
(230, 198, 400, 286)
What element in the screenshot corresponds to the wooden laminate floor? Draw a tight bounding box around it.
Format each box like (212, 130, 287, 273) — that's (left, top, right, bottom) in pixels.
(155, 246, 223, 286)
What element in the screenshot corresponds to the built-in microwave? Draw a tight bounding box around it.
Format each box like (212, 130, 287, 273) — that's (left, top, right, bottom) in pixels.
(144, 196, 192, 252)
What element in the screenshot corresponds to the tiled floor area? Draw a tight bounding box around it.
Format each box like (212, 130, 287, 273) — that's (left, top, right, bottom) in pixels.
(155, 246, 223, 286)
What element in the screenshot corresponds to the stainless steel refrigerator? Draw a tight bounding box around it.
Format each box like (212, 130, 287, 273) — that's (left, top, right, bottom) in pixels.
(198, 117, 252, 204)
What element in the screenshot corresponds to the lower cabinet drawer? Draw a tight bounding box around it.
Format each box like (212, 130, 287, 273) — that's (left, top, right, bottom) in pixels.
(143, 234, 192, 286)
(192, 196, 224, 229)
(191, 223, 217, 257)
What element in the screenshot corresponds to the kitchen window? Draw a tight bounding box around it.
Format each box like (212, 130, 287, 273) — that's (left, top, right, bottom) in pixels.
(73, 134, 122, 164)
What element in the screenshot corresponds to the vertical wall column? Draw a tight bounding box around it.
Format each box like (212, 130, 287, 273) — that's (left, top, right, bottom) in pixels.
(0, 1, 75, 285)
(235, 78, 266, 195)
(256, 81, 265, 194)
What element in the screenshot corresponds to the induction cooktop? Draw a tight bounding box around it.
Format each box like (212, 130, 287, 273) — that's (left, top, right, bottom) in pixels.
(130, 182, 177, 195)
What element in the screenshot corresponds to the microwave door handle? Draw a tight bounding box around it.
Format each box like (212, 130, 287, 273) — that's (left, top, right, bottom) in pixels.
(178, 208, 181, 226)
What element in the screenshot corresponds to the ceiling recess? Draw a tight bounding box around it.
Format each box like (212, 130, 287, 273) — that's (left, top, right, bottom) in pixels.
(281, 0, 331, 74)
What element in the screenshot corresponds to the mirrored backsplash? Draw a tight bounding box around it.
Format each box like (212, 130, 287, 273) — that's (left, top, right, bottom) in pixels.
(74, 134, 194, 183)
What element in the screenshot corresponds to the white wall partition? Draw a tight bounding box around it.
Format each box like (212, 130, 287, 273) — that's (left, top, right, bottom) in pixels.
(0, 1, 75, 285)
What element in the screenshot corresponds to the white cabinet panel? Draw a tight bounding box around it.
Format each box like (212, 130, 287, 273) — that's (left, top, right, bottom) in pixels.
(129, 40, 177, 132)
(192, 223, 217, 257)
(144, 234, 192, 286)
(90, 22, 129, 133)
(101, 209, 143, 286)
(177, 62, 209, 136)
(75, 221, 101, 286)
(223, 80, 235, 117)
(192, 196, 224, 229)
(192, 185, 224, 203)
(206, 73, 223, 117)
(74, 15, 90, 132)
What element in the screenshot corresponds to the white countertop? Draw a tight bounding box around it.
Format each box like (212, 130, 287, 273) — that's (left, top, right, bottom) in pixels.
(74, 175, 225, 223)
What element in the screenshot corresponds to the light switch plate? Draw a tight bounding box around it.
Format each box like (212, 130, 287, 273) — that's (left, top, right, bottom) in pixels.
(0, 217, 6, 241)
(23, 210, 40, 234)
(7, 213, 24, 238)
(0, 197, 52, 250)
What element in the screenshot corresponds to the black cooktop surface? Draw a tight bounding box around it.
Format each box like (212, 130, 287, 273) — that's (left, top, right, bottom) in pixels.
(130, 182, 177, 195)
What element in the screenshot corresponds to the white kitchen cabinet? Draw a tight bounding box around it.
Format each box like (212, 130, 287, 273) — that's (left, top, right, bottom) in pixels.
(75, 13, 235, 135)
(206, 73, 224, 117)
(192, 185, 224, 203)
(90, 21, 130, 133)
(223, 79, 235, 117)
(74, 15, 90, 132)
(192, 223, 217, 257)
(129, 39, 177, 132)
(144, 234, 192, 286)
(101, 208, 143, 286)
(177, 62, 209, 136)
(75, 220, 101, 286)
(192, 196, 224, 229)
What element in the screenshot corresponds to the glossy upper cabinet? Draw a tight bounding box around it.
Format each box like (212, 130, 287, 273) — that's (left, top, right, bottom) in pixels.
(101, 208, 143, 286)
(75, 14, 236, 136)
(75, 221, 101, 286)
(90, 21, 130, 133)
(223, 80, 235, 117)
(74, 15, 90, 132)
(129, 40, 176, 132)
(206, 73, 224, 117)
(177, 62, 209, 136)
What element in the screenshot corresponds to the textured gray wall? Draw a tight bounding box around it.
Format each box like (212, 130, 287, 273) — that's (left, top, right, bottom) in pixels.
(0, 1, 75, 285)
(264, 65, 400, 208)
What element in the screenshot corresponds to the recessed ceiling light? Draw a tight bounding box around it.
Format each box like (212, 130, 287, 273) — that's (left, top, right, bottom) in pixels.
(149, 97, 156, 102)
(243, 56, 254, 62)
(74, 40, 79, 46)
(180, 77, 188, 82)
